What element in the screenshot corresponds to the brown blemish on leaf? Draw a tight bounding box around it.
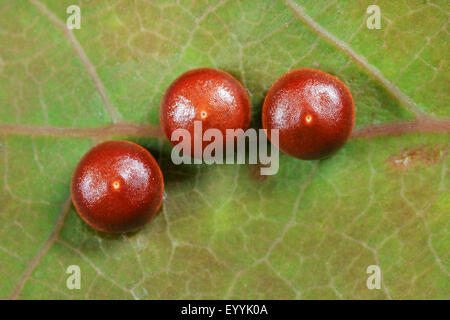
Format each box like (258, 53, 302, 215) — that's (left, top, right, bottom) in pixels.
(388, 145, 447, 169)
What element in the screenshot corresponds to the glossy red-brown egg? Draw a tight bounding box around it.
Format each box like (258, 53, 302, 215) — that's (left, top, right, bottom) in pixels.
(160, 68, 251, 158)
(71, 140, 164, 233)
(262, 68, 355, 160)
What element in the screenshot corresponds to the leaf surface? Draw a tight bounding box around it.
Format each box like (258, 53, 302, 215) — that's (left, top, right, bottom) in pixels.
(0, 0, 448, 299)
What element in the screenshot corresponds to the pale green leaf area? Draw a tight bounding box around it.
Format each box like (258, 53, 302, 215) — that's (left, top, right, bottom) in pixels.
(0, 0, 449, 299)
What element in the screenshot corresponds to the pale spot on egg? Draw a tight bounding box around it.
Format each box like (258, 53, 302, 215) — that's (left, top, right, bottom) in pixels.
(169, 96, 195, 125)
(112, 180, 120, 190)
(80, 169, 108, 206)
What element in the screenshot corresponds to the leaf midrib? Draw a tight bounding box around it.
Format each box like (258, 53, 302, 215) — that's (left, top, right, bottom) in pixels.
(1, 118, 449, 140)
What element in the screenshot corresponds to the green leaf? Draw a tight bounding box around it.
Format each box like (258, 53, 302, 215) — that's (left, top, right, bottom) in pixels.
(0, 0, 448, 299)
